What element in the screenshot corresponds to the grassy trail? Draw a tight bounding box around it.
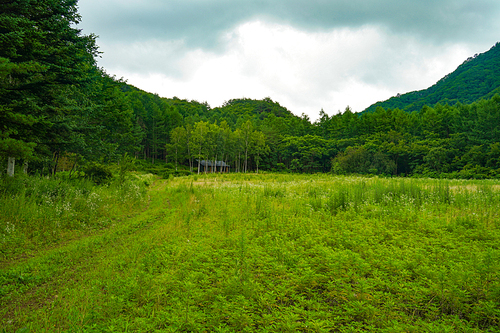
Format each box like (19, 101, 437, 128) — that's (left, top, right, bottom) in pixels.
(2, 174, 500, 332)
(1, 179, 173, 331)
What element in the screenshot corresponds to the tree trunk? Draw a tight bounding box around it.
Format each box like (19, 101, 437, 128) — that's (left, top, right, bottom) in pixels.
(244, 148, 248, 173)
(187, 137, 192, 172)
(69, 157, 78, 179)
(238, 152, 241, 173)
(7, 157, 15, 177)
(52, 151, 59, 176)
(175, 147, 178, 171)
(198, 145, 202, 174)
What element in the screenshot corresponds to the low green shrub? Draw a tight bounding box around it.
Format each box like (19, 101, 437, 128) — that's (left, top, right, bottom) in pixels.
(0, 174, 27, 196)
(163, 170, 193, 178)
(83, 163, 113, 185)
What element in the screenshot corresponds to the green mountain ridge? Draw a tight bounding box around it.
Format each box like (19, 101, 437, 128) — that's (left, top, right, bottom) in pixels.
(364, 42, 500, 113)
(121, 82, 301, 125)
(1, 0, 499, 179)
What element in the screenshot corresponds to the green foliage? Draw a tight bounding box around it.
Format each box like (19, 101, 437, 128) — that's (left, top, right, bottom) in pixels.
(163, 169, 193, 178)
(0, 0, 99, 161)
(364, 42, 500, 113)
(2, 174, 500, 331)
(118, 153, 135, 184)
(83, 163, 113, 185)
(0, 173, 27, 196)
(0, 173, 148, 259)
(1, 0, 498, 180)
(317, 94, 500, 178)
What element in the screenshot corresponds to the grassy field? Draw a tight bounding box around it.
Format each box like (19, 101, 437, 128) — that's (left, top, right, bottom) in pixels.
(1, 173, 500, 332)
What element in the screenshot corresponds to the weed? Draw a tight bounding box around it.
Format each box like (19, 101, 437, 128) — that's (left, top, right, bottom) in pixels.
(1, 173, 499, 332)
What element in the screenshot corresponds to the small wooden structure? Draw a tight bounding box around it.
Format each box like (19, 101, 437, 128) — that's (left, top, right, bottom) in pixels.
(198, 160, 231, 173)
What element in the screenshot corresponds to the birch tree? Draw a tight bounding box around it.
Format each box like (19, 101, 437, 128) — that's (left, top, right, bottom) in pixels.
(169, 126, 186, 171)
(192, 121, 209, 174)
(240, 120, 254, 173)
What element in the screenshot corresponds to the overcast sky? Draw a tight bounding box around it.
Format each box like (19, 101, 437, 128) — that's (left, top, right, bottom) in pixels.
(77, 0, 500, 120)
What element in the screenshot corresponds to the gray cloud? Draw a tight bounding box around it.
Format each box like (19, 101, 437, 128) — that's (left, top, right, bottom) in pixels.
(76, 0, 500, 117)
(79, 0, 500, 49)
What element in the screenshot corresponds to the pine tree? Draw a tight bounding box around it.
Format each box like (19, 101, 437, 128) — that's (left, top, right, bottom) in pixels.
(0, 0, 98, 173)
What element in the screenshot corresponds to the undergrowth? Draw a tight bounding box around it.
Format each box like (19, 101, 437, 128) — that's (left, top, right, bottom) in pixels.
(0, 172, 152, 260)
(1, 173, 499, 332)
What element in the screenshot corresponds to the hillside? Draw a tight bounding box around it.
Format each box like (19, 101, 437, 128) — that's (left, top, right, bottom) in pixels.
(364, 42, 500, 113)
(2, 0, 499, 179)
(211, 98, 299, 122)
(120, 83, 301, 127)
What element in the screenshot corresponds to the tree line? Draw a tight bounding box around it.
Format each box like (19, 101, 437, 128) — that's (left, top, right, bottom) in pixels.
(1, 1, 499, 179)
(314, 97, 500, 178)
(126, 92, 500, 179)
(166, 119, 268, 174)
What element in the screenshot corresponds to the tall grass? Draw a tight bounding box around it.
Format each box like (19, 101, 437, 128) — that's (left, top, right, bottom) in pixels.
(2, 173, 499, 332)
(0, 173, 151, 259)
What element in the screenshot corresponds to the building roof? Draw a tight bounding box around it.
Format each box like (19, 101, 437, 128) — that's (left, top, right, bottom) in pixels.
(198, 160, 230, 167)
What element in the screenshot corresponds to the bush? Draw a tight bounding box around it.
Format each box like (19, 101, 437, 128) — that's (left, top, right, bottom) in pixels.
(0, 174, 27, 196)
(142, 164, 171, 175)
(457, 165, 496, 179)
(163, 170, 193, 178)
(276, 163, 289, 173)
(83, 163, 113, 185)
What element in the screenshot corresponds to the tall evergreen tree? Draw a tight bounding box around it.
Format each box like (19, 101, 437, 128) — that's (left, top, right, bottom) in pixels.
(0, 0, 99, 172)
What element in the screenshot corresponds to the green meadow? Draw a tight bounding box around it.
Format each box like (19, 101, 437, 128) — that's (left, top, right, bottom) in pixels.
(1, 173, 500, 332)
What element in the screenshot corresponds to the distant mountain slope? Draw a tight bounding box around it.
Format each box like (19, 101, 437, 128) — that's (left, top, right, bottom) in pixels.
(364, 42, 500, 113)
(211, 98, 299, 121)
(121, 81, 301, 126)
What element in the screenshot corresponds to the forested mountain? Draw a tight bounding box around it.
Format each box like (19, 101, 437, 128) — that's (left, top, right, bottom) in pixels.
(118, 84, 314, 170)
(314, 98, 500, 178)
(364, 42, 500, 113)
(119, 52, 500, 178)
(1, 1, 499, 179)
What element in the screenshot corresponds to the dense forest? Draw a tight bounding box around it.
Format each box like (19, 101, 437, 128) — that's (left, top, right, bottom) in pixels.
(1, 0, 500, 179)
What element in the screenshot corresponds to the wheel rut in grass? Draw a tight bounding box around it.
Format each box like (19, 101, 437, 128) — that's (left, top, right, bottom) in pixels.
(1, 180, 174, 330)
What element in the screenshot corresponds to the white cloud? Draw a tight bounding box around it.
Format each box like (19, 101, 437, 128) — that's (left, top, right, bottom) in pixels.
(76, 0, 500, 122)
(97, 39, 187, 76)
(98, 20, 486, 121)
